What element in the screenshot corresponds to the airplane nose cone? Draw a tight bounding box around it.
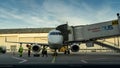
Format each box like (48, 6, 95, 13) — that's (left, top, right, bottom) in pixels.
(48, 36, 63, 44)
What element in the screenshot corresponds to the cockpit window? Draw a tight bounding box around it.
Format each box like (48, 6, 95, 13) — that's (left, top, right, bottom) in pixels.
(50, 32, 62, 35)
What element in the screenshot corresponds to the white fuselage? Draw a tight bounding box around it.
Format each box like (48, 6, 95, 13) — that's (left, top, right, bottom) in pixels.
(48, 29, 63, 49)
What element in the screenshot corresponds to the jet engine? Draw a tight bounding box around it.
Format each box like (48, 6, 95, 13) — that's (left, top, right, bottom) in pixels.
(32, 44, 41, 53)
(71, 44, 79, 52)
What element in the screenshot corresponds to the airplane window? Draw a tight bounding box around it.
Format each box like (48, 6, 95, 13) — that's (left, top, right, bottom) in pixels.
(50, 32, 62, 35)
(56, 32, 62, 35)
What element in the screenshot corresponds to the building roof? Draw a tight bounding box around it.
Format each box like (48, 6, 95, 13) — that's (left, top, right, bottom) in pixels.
(0, 28, 55, 34)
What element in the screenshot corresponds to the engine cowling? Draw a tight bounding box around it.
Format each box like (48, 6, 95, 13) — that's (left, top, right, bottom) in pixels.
(32, 44, 41, 53)
(71, 44, 79, 52)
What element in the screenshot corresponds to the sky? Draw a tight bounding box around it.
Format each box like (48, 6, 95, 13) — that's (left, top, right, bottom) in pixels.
(0, 0, 120, 29)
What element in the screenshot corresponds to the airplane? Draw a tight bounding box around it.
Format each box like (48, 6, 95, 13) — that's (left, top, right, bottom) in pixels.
(5, 29, 80, 56)
(5, 13, 120, 56)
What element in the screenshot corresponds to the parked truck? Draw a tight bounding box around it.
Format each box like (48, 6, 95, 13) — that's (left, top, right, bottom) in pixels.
(0, 46, 6, 54)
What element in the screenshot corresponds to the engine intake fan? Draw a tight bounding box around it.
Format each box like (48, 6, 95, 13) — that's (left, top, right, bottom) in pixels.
(71, 44, 79, 52)
(32, 45, 41, 53)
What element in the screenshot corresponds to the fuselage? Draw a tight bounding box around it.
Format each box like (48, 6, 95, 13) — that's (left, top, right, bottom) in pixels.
(48, 29, 63, 49)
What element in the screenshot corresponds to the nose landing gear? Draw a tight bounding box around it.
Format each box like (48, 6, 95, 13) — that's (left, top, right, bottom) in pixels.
(53, 49, 58, 56)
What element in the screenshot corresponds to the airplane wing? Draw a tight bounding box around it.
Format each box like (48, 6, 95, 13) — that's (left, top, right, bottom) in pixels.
(5, 37, 49, 46)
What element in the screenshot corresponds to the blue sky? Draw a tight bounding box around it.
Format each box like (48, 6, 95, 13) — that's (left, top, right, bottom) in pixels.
(0, 0, 120, 29)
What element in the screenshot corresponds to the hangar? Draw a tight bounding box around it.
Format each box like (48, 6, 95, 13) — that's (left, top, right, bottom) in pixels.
(0, 28, 119, 53)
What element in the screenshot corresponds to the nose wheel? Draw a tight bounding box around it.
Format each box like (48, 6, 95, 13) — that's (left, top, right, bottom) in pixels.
(53, 52, 58, 56)
(53, 49, 58, 56)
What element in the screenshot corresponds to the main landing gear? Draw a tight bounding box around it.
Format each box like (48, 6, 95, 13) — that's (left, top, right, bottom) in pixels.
(64, 46, 70, 54)
(64, 50, 70, 54)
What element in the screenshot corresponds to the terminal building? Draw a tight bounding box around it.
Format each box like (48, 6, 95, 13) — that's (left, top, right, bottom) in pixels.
(0, 28, 53, 52)
(0, 28, 119, 53)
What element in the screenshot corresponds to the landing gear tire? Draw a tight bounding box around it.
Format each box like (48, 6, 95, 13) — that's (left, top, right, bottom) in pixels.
(64, 50, 70, 54)
(55, 52, 58, 56)
(53, 52, 57, 56)
(64, 50, 67, 54)
(2, 50, 6, 54)
(68, 50, 70, 54)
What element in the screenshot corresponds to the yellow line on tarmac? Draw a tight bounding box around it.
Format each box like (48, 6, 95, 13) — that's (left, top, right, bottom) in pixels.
(51, 56, 56, 63)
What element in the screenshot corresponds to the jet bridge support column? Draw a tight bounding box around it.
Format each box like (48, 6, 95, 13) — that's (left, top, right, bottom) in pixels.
(117, 13, 120, 48)
(94, 41, 120, 53)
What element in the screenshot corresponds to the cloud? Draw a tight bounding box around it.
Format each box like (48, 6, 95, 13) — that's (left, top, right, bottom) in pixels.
(42, 0, 84, 25)
(42, 0, 117, 26)
(0, 0, 66, 28)
(0, 0, 119, 29)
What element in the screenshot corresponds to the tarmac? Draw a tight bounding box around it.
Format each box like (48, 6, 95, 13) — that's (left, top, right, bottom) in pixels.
(0, 52, 120, 67)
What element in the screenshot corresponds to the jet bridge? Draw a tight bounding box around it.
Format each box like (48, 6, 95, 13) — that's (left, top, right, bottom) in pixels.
(56, 13, 120, 52)
(68, 20, 120, 42)
(56, 14, 120, 42)
(68, 13, 120, 42)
